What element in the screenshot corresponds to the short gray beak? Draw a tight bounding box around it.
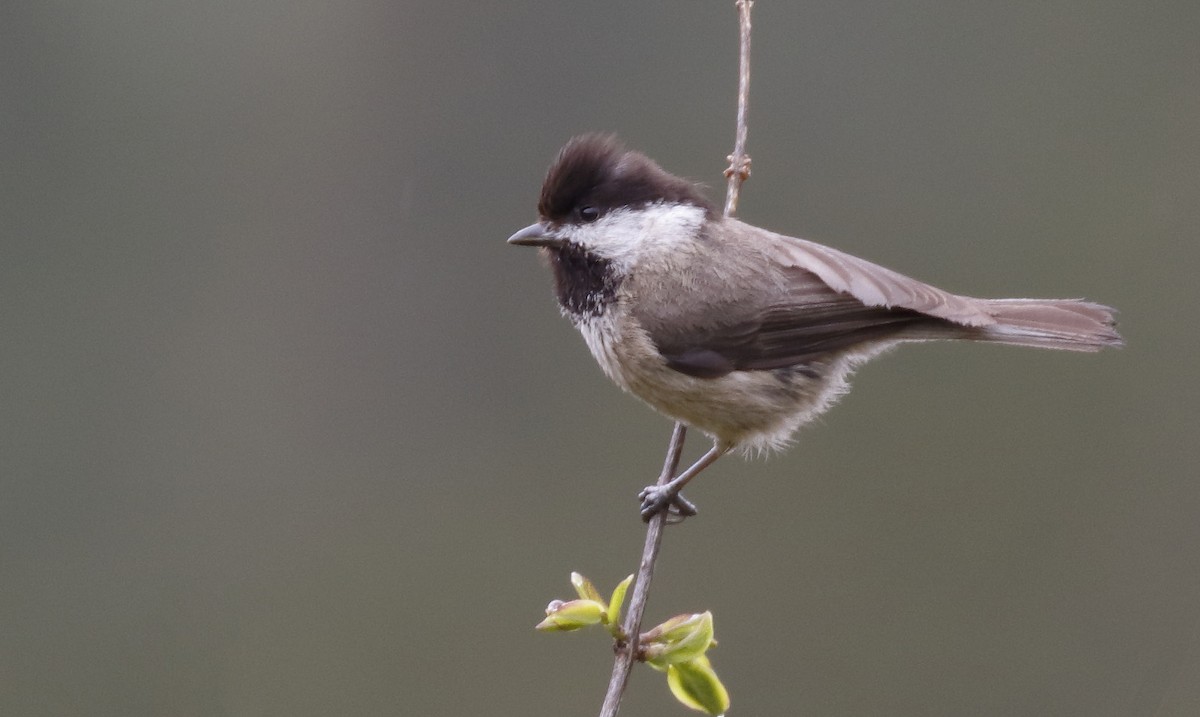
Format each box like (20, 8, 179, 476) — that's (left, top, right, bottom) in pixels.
(507, 222, 562, 247)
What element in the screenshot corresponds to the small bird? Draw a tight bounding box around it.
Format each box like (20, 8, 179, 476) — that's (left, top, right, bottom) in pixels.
(508, 134, 1122, 520)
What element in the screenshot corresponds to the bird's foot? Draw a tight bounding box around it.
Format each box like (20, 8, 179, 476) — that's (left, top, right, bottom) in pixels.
(638, 485, 698, 523)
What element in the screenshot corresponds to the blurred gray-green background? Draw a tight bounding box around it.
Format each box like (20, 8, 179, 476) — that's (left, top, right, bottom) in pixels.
(4, 2, 1198, 715)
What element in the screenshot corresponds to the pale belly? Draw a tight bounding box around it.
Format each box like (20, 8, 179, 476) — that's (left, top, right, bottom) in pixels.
(575, 312, 862, 453)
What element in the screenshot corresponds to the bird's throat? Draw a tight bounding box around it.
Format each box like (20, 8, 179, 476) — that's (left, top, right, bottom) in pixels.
(549, 244, 621, 320)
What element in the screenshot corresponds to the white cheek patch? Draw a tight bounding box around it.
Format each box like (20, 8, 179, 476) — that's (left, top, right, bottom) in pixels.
(563, 203, 707, 270)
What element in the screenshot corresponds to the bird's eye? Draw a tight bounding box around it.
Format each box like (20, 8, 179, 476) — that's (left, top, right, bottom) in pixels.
(578, 206, 600, 223)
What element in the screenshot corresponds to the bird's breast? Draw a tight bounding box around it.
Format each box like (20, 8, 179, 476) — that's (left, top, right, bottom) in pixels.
(574, 311, 633, 391)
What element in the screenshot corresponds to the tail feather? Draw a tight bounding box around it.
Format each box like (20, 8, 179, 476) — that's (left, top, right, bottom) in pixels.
(974, 298, 1123, 351)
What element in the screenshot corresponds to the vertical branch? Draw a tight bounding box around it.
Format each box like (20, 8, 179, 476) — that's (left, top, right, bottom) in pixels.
(597, 4, 754, 716)
(724, 0, 753, 218)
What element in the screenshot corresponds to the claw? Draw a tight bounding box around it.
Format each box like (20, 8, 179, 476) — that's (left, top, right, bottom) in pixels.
(635, 443, 727, 523)
(670, 493, 698, 517)
(639, 485, 670, 521)
(639, 486, 698, 523)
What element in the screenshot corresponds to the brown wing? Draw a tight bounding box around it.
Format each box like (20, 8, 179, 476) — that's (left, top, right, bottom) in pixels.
(751, 221, 994, 327)
(633, 220, 986, 379)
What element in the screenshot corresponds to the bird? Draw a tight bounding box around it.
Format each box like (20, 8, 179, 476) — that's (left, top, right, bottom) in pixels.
(507, 134, 1123, 520)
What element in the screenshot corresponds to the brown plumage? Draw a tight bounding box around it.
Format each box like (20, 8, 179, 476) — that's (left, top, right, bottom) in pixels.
(632, 216, 1123, 381)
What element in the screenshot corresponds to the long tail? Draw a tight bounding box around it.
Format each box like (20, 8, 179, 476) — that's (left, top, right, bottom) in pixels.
(971, 298, 1123, 351)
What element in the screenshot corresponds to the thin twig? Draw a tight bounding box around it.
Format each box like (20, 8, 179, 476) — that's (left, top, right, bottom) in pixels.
(596, 3, 754, 716)
(724, 0, 754, 218)
(598, 422, 686, 717)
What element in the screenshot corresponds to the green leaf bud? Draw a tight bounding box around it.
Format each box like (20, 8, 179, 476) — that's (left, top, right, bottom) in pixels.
(606, 574, 634, 634)
(570, 572, 604, 604)
(666, 655, 730, 716)
(534, 598, 606, 631)
(642, 611, 716, 667)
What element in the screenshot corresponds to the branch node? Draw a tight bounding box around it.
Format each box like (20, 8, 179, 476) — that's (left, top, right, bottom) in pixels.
(723, 153, 752, 182)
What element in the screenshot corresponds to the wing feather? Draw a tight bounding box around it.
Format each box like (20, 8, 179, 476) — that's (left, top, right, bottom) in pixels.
(631, 220, 986, 378)
(755, 223, 995, 327)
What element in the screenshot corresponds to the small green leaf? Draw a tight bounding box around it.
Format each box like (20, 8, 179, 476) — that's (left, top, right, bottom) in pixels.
(535, 599, 606, 631)
(606, 574, 634, 630)
(642, 612, 715, 667)
(666, 655, 730, 716)
(570, 572, 604, 605)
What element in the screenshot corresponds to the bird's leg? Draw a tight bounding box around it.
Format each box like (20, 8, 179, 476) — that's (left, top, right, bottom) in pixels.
(639, 443, 730, 522)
